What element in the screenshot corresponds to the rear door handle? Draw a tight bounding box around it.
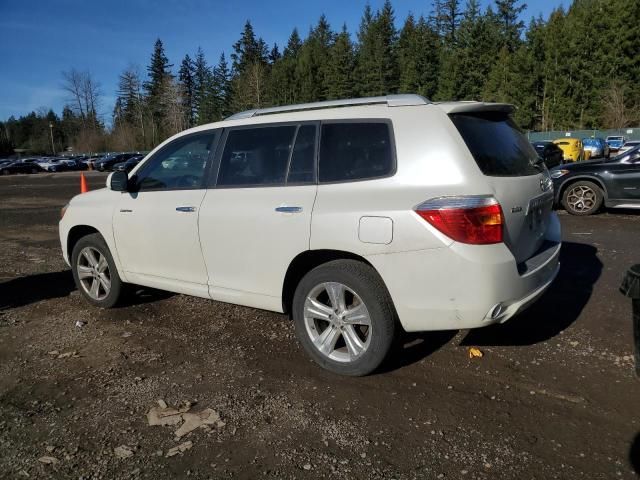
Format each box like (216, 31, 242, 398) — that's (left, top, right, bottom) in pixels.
(275, 206, 303, 213)
(176, 206, 196, 212)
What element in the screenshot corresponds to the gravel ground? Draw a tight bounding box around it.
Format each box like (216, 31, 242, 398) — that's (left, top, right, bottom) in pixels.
(1, 171, 639, 479)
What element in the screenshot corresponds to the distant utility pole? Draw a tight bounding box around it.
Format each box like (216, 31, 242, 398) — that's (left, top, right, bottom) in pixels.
(49, 122, 55, 155)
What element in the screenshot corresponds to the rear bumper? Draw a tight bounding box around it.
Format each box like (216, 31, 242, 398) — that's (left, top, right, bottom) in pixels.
(366, 212, 562, 332)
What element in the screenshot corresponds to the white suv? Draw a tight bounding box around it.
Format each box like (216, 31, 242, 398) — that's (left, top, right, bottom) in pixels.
(59, 95, 561, 376)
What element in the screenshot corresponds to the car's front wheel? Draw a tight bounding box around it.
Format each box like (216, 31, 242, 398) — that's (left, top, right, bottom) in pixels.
(562, 180, 603, 216)
(292, 260, 397, 376)
(71, 233, 123, 308)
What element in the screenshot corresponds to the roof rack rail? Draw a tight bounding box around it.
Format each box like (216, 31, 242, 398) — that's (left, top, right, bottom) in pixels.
(225, 94, 430, 120)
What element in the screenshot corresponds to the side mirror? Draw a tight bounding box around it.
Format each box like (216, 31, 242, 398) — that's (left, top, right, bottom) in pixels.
(109, 170, 129, 192)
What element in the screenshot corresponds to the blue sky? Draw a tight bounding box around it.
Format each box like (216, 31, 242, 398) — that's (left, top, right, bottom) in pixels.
(0, 0, 567, 122)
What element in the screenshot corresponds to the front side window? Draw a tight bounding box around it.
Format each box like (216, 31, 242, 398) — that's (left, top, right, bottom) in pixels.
(136, 132, 216, 191)
(217, 125, 297, 187)
(319, 122, 394, 183)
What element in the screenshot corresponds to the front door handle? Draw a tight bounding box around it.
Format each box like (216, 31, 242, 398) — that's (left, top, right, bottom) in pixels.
(275, 206, 303, 213)
(176, 206, 196, 213)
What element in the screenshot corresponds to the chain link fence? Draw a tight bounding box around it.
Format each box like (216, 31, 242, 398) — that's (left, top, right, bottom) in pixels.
(527, 127, 640, 142)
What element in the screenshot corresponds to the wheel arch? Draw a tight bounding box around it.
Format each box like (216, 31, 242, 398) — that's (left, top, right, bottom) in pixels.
(282, 249, 382, 316)
(66, 225, 101, 261)
(558, 175, 608, 204)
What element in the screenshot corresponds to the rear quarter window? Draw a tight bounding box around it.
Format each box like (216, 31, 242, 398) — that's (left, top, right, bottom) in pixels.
(450, 113, 540, 177)
(319, 122, 394, 183)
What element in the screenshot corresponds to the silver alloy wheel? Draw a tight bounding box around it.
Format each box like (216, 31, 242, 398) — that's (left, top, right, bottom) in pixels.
(303, 282, 372, 363)
(567, 185, 597, 213)
(77, 246, 111, 301)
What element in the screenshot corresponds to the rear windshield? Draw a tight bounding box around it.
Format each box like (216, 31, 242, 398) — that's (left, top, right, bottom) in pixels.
(450, 113, 540, 176)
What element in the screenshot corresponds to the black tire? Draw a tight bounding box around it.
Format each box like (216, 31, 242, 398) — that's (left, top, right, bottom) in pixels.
(292, 260, 397, 376)
(71, 233, 124, 308)
(562, 180, 603, 216)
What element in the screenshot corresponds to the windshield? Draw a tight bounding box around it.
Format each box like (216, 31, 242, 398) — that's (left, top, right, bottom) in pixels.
(450, 112, 540, 176)
(611, 145, 640, 163)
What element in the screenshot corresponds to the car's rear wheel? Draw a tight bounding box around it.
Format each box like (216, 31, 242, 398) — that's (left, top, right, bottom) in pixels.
(292, 260, 396, 376)
(71, 233, 123, 308)
(562, 180, 603, 216)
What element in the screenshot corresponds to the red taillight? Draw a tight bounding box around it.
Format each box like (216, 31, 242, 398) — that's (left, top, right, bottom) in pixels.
(415, 197, 504, 245)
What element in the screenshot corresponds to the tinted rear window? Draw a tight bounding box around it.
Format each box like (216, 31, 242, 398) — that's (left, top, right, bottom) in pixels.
(450, 113, 539, 176)
(319, 122, 394, 182)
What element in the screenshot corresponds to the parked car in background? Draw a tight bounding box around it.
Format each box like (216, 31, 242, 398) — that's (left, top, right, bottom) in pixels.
(20, 157, 44, 164)
(553, 137, 584, 162)
(83, 156, 104, 169)
(60, 95, 561, 376)
(618, 140, 640, 155)
(550, 145, 640, 215)
(606, 135, 626, 152)
(582, 137, 609, 159)
(531, 141, 563, 168)
(0, 161, 43, 175)
(36, 158, 65, 172)
(59, 158, 84, 170)
(96, 153, 138, 171)
(113, 155, 144, 173)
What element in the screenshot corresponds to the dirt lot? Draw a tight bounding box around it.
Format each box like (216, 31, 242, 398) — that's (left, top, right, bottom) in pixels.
(1, 171, 639, 479)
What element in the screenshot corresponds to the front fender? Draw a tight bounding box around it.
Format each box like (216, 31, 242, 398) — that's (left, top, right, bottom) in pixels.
(59, 189, 129, 283)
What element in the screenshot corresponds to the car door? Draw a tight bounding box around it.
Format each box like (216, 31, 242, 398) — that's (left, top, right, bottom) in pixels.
(198, 123, 318, 307)
(609, 154, 640, 200)
(112, 130, 219, 295)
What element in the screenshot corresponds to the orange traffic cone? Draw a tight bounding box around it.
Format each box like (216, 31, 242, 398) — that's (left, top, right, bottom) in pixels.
(80, 172, 89, 193)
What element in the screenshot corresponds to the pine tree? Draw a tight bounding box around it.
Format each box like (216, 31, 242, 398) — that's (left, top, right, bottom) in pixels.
(178, 54, 196, 126)
(212, 53, 232, 119)
(144, 39, 173, 100)
(398, 14, 440, 99)
(230, 21, 268, 110)
(144, 38, 173, 143)
(268, 44, 281, 65)
(295, 15, 334, 102)
(231, 21, 267, 74)
(438, 1, 501, 101)
(434, 0, 462, 46)
(193, 47, 213, 123)
(325, 24, 355, 100)
(284, 28, 302, 57)
(355, 1, 399, 96)
(117, 67, 143, 124)
(267, 29, 302, 106)
(495, 0, 526, 51)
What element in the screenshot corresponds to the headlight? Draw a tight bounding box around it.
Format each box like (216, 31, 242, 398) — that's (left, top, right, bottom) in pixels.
(61, 203, 69, 219)
(550, 169, 569, 179)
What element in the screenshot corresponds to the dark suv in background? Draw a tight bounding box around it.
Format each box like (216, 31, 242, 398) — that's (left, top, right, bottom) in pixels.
(95, 153, 139, 171)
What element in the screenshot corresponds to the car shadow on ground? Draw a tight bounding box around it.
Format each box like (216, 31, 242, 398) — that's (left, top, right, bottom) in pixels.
(0, 270, 173, 311)
(461, 241, 602, 347)
(119, 286, 174, 307)
(629, 432, 640, 475)
(0, 270, 76, 311)
(377, 330, 458, 374)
